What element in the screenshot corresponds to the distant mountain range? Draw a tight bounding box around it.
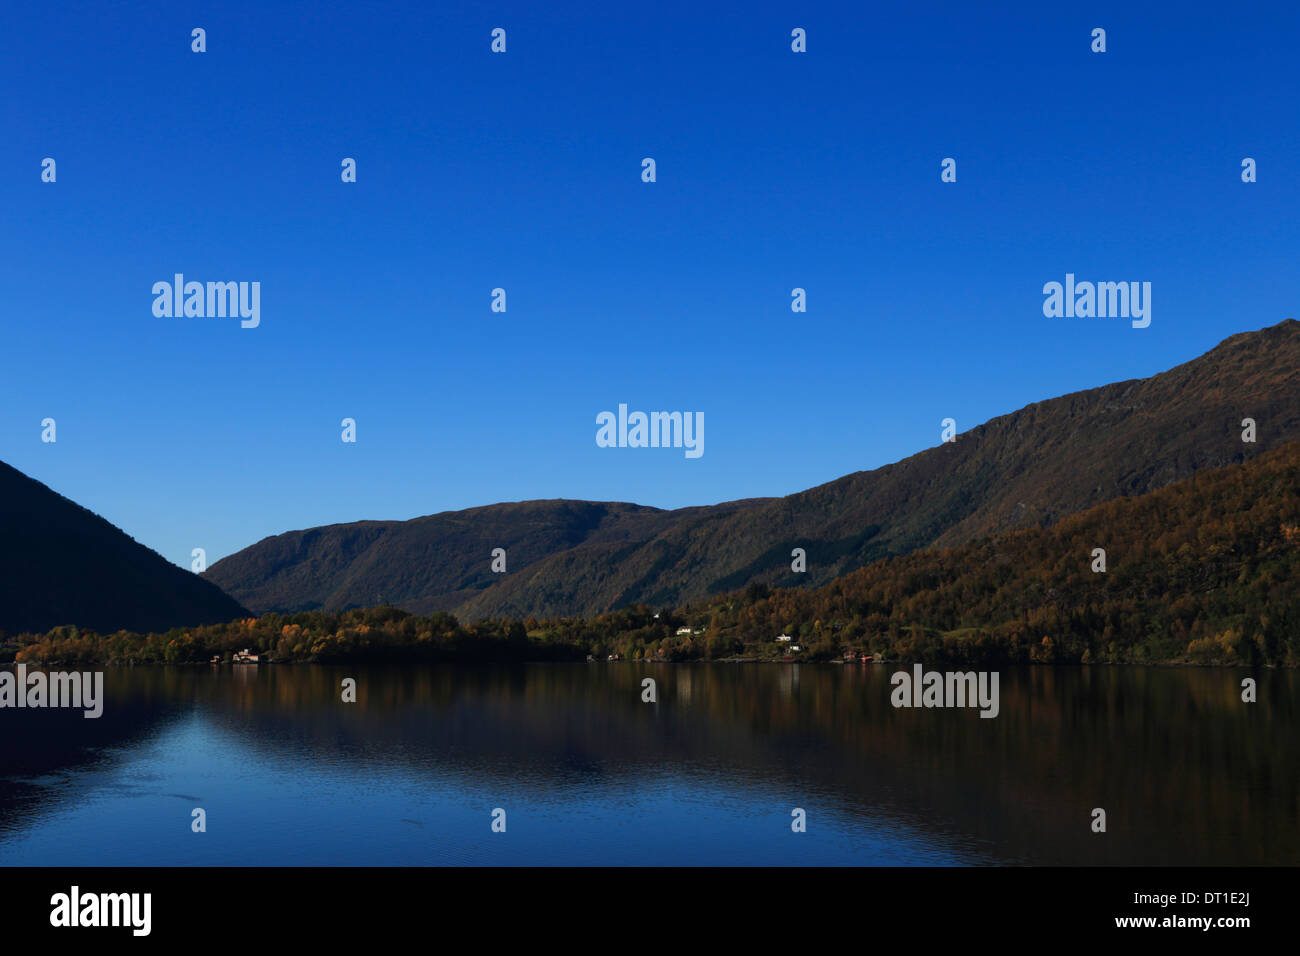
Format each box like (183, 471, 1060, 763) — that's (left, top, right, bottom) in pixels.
(204, 318, 1300, 621)
(0, 462, 248, 635)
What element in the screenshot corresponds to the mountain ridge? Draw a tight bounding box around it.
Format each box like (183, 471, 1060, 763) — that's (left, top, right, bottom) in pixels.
(205, 318, 1300, 621)
(0, 462, 249, 635)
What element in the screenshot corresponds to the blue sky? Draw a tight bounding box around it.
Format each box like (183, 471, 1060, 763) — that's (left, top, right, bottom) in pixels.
(2, 0, 1297, 568)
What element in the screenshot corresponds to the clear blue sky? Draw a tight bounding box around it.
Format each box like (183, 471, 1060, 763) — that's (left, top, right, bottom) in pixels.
(2, 0, 1297, 568)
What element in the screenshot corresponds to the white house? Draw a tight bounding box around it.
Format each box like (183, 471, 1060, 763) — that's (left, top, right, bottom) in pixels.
(775, 634, 793, 642)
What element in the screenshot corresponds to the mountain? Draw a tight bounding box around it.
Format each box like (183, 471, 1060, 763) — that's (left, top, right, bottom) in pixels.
(659, 438, 1300, 666)
(202, 498, 770, 616)
(0, 463, 249, 635)
(206, 318, 1300, 621)
(25, 439, 1298, 669)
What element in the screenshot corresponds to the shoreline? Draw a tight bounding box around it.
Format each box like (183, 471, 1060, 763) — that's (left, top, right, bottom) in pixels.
(0, 658, 1274, 669)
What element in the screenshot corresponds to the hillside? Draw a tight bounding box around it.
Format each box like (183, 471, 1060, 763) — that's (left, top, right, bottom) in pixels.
(202, 498, 770, 615)
(0, 463, 249, 635)
(15, 441, 1300, 667)
(651, 438, 1300, 666)
(206, 318, 1300, 621)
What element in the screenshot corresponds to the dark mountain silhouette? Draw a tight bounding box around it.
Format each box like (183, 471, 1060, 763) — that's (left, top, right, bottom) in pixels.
(17, 440, 1300, 669)
(206, 318, 1300, 621)
(0, 463, 249, 635)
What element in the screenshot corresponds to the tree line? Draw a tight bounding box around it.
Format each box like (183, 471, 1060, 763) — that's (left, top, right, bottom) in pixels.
(6, 441, 1297, 667)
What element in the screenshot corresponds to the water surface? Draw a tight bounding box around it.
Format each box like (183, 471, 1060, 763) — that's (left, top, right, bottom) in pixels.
(1, 663, 1293, 865)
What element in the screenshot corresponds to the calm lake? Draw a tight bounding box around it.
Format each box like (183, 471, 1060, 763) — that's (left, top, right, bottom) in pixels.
(1, 663, 1294, 866)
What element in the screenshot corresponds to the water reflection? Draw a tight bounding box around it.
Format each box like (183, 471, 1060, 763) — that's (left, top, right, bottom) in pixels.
(0, 663, 1293, 865)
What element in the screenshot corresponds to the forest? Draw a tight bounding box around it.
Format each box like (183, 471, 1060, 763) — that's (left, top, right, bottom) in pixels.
(5, 440, 1297, 667)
